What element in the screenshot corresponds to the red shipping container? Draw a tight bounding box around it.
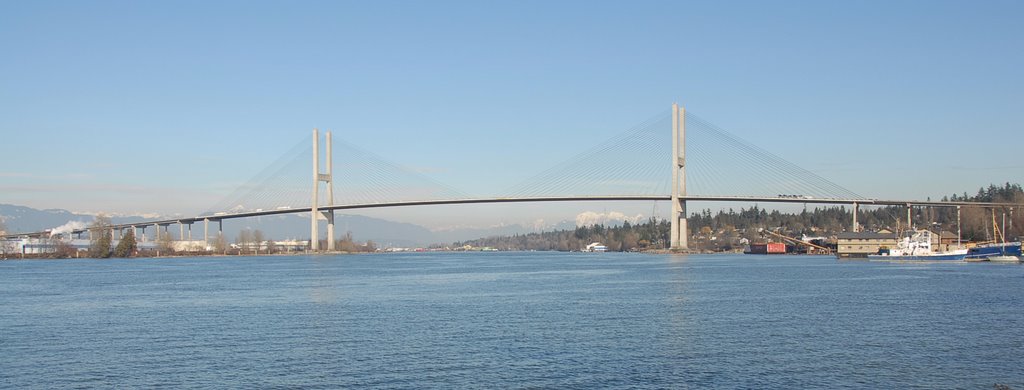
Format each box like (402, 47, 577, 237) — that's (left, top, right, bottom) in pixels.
(767, 242, 786, 254)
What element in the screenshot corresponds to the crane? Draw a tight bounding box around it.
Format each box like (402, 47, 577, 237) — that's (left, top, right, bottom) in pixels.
(759, 228, 833, 255)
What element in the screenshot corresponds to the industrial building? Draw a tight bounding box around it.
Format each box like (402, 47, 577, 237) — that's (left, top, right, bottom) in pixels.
(836, 231, 897, 258)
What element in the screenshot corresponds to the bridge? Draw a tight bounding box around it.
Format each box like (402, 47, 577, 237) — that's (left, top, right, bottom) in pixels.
(5, 104, 1021, 249)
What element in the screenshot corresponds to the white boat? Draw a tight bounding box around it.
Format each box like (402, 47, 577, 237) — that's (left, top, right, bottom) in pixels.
(980, 213, 1020, 263)
(867, 230, 968, 261)
(986, 255, 1021, 263)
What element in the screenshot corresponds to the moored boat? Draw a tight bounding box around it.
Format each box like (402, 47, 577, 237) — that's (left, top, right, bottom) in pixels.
(969, 211, 1021, 262)
(986, 255, 1021, 263)
(867, 230, 968, 261)
(965, 242, 1022, 260)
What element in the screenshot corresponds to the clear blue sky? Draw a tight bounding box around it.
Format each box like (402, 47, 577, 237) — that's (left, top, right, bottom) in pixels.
(2, 0, 1022, 228)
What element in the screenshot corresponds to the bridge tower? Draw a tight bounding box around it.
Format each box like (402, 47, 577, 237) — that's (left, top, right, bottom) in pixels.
(311, 129, 336, 251)
(670, 103, 688, 250)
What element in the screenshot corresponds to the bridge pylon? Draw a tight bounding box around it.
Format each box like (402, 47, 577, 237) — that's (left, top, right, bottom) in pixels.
(311, 129, 336, 251)
(670, 103, 688, 250)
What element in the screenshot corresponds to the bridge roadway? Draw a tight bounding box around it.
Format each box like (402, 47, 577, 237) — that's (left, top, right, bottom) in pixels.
(4, 195, 1022, 239)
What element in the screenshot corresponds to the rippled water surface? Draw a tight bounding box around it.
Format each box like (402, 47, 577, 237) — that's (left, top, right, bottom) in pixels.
(2, 253, 1022, 388)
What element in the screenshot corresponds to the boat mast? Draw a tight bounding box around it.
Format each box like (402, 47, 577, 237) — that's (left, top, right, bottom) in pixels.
(1001, 212, 1007, 255)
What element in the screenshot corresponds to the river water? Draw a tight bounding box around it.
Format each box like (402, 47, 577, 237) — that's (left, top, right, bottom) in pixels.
(1, 253, 1022, 388)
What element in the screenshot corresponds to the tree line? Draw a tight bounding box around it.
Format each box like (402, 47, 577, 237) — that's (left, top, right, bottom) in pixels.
(453, 183, 1024, 252)
(14, 182, 1022, 257)
(453, 218, 672, 252)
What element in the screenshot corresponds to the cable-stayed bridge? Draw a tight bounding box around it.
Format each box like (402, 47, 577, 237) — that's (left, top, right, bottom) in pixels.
(7, 104, 1021, 249)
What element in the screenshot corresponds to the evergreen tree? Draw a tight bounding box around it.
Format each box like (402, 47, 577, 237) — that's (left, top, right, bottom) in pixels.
(113, 229, 137, 258)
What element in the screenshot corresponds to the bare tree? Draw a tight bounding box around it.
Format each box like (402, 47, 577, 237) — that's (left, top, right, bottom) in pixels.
(52, 237, 77, 258)
(252, 229, 265, 255)
(0, 218, 12, 258)
(237, 229, 253, 254)
(212, 233, 227, 254)
(336, 232, 358, 252)
(156, 230, 175, 255)
(88, 214, 113, 258)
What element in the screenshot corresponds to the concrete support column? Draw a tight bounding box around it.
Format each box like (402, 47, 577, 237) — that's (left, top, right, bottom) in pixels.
(153, 223, 159, 242)
(324, 212, 335, 251)
(326, 131, 335, 251)
(218, 220, 224, 253)
(188, 223, 192, 241)
(179, 223, 185, 241)
(203, 218, 209, 245)
(956, 206, 962, 246)
(852, 202, 859, 232)
(311, 128, 320, 251)
(1009, 208, 1014, 236)
(906, 204, 912, 230)
(670, 103, 687, 250)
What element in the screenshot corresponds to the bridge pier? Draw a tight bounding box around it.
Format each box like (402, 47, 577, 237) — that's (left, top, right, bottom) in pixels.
(326, 131, 335, 251)
(311, 129, 336, 252)
(324, 211, 335, 251)
(852, 202, 859, 232)
(311, 129, 319, 250)
(670, 103, 688, 250)
(957, 206, 962, 246)
(1009, 207, 1014, 235)
(906, 204, 912, 229)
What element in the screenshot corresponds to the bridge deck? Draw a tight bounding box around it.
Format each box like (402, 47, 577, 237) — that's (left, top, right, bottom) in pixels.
(4, 195, 1021, 239)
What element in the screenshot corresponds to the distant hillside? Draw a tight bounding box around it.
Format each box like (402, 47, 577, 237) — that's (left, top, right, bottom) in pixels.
(0, 204, 552, 247)
(227, 213, 437, 247)
(0, 204, 152, 234)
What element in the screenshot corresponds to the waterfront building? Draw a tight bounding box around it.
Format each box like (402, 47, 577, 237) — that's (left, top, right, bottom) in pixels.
(836, 231, 897, 258)
(837, 229, 958, 258)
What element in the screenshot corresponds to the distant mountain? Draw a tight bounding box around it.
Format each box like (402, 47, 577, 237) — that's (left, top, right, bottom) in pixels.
(0, 204, 152, 234)
(429, 220, 577, 244)
(0, 203, 557, 247)
(230, 213, 437, 247)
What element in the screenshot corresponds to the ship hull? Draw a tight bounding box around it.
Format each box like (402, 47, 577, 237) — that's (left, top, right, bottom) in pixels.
(965, 242, 1022, 259)
(868, 253, 967, 261)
